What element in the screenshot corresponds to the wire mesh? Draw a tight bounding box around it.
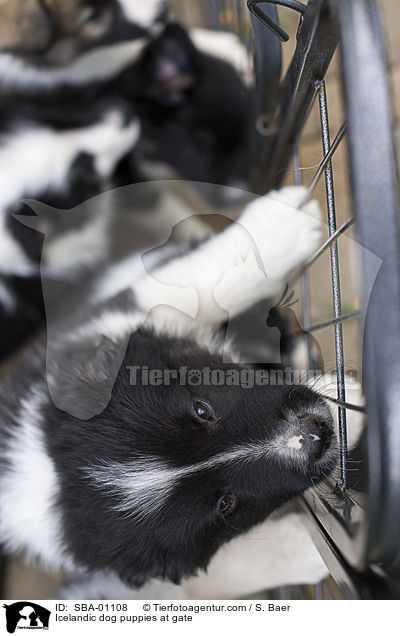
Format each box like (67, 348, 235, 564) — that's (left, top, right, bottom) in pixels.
(293, 80, 350, 490)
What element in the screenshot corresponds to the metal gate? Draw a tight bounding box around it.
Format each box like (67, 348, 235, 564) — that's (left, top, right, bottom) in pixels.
(246, 0, 400, 599)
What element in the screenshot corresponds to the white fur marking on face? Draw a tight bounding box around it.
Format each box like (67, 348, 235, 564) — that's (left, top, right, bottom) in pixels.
(287, 435, 304, 450)
(0, 386, 75, 570)
(84, 437, 307, 521)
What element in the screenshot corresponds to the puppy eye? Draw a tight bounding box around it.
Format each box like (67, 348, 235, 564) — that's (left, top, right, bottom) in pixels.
(217, 494, 237, 516)
(193, 399, 217, 422)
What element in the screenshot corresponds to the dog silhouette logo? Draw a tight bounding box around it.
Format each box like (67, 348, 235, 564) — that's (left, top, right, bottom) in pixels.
(3, 602, 51, 634)
(266, 284, 324, 373)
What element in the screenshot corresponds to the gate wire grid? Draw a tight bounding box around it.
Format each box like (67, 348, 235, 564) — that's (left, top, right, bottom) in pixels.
(291, 83, 361, 596)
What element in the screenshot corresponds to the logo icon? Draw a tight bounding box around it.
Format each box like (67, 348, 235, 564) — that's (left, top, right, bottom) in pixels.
(266, 284, 324, 373)
(3, 603, 51, 634)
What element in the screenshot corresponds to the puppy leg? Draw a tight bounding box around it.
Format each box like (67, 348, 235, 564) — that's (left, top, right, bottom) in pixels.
(134, 186, 322, 326)
(0, 107, 139, 211)
(0, 108, 140, 276)
(76, 108, 140, 180)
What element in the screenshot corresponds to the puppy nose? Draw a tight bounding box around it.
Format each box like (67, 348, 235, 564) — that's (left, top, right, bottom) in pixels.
(298, 415, 332, 459)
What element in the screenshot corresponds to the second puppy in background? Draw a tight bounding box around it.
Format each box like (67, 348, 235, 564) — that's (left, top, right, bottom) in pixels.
(0, 103, 140, 360)
(0, 1, 252, 190)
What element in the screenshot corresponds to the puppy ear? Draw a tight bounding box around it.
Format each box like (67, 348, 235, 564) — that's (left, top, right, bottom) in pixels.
(141, 22, 200, 105)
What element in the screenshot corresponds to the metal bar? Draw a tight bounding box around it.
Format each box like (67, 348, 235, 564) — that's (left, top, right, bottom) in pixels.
(299, 217, 355, 272)
(322, 581, 334, 599)
(293, 146, 314, 367)
(301, 499, 395, 598)
(205, 0, 222, 29)
(315, 582, 323, 600)
(319, 81, 348, 490)
(301, 253, 314, 368)
(324, 396, 366, 413)
(301, 121, 348, 205)
(247, 1, 307, 42)
(250, 4, 282, 191)
(249, 0, 306, 14)
(308, 310, 360, 333)
(293, 145, 302, 188)
(247, 1, 290, 41)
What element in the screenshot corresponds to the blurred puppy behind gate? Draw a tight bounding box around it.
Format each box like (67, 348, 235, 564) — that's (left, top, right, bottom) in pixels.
(0, 0, 166, 61)
(0, 0, 252, 362)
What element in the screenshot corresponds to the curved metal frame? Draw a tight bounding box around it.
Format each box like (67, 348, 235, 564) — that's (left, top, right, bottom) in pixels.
(333, 0, 400, 568)
(248, 0, 307, 42)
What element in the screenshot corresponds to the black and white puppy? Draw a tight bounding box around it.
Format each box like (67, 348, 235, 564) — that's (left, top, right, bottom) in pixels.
(0, 185, 337, 593)
(0, 103, 140, 360)
(0, 0, 168, 361)
(119, 23, 252, 187)
(0, 15, 252, 189)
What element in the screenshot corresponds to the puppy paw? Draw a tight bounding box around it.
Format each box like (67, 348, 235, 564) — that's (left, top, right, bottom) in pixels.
(239, 186, 323, 281)
(80, 105, 141, 178)
(267, 185, 309, 208)
(214, 251, 267, 313)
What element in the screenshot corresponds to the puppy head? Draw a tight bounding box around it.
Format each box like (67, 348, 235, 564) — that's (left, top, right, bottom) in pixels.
(133, 23, 252, 187)
(47, 326, 336, 586)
